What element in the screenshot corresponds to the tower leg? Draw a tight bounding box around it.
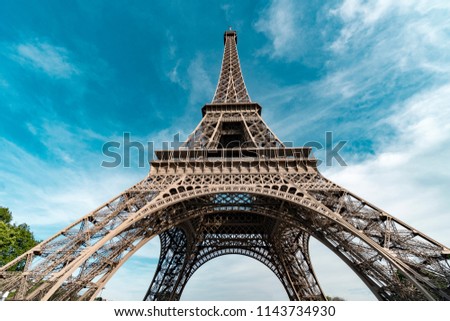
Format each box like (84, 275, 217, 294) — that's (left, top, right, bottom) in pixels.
(272, 228, 325, 301)
(143, 227, 191, 301)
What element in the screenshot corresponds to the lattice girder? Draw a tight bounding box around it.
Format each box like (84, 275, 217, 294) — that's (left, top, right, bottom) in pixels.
(212, 31, 251, 104)
(182, 105, 284, 149)
(2, 174, 449, 300)
(143, 213, 325, 301)
(144, 227, 189, 301)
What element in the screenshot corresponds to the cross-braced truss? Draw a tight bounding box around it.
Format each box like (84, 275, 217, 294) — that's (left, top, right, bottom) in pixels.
(1, 30, 449, 301)
(212, 31, 251, 104)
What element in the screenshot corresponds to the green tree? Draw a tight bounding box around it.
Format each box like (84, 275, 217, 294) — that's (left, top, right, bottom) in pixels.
(0, 206, 39, 269)
(0, 207, 12, 223)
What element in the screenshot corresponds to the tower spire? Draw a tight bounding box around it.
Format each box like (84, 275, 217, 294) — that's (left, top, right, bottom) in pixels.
(212, 30, 251, 104)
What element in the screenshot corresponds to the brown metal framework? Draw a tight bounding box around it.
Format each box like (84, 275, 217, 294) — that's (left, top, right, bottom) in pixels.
(1, 30, 449, 301)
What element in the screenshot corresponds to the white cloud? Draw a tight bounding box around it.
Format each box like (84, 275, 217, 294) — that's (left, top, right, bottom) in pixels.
(254, 0, 298, 60)
(330, 0, 450, 59)
(167, 60, 184, 87)
(324, 84, 450, 244)
(11, 41, 79, 78)
(0, 137, 143, 232)
(267, 84, 450, 301)
(333, 0, 450, 27)
(166, 30, 177, 59)
(308, 84, 450, 301)
(261, 0, 450, 143)
(187, 54, 214, 105)
(0, 118, 149, 235)
(332, 0, 395, 25)
(220, 4, 232, 23)
(26, 123, 37, 135)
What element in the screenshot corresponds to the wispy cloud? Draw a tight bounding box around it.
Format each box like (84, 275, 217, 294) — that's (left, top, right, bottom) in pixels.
(167, 60, 184, 87)
(254, 0, 299, 61)
(187, 54, 214, 105)
(10, 41, 79, 78)
(0, 118, 147, 235)
(0, 137, 141, 230)
(260, 0, 450, 142)
(306, 84, 450, 301)
(330, 0, 450, 67)
(325, 83, 450, 242)
(332, 0, 450, 28)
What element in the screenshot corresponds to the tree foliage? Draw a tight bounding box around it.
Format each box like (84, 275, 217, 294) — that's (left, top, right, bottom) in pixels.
(0, 207, 12, 224)
(0, 206, 39, 269)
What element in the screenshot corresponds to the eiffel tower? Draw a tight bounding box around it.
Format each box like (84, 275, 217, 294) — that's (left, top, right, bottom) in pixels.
(1, 30, 450, 301)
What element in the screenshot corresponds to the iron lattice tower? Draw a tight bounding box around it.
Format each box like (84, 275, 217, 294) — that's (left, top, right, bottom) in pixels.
(1, 30, 450, 301)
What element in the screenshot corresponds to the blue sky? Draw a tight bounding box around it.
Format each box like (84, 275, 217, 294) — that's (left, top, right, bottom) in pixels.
(1, 0, 450, 300)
